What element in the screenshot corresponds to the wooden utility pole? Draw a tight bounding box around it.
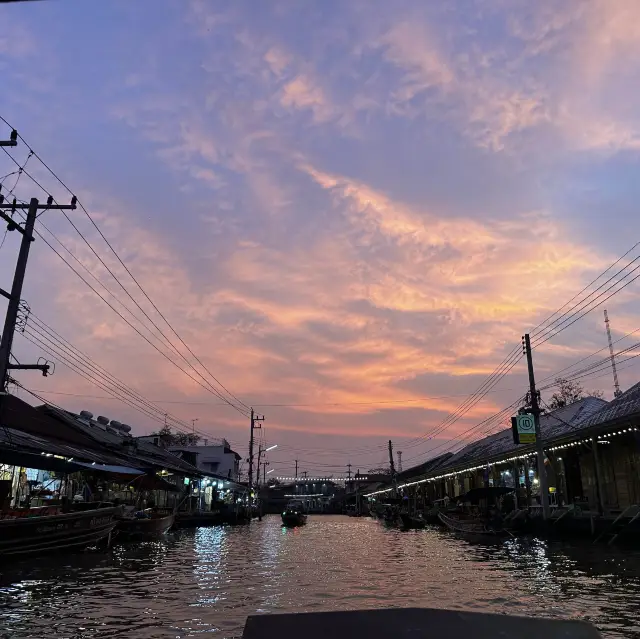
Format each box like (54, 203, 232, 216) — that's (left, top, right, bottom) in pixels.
(294, 459, 298, 478)
(0, 189, 77, 389)
(523, 334, 550, 520)
(247, 408, 263, 501)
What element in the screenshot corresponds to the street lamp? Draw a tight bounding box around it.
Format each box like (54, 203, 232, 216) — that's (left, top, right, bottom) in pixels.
(266, 444, 278, 452)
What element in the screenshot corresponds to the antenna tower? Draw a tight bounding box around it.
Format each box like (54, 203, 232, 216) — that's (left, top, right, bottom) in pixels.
(604, 309, 622, 398)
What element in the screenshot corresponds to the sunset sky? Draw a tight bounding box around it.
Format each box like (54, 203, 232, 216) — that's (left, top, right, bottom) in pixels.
(2, 0, 640, 477)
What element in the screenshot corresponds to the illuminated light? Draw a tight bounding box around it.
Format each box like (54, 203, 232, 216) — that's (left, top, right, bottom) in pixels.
(266, 444, 278, 452)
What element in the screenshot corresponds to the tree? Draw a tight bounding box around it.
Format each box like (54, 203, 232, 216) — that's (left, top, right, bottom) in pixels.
(150, 425, 200, 447)
(547, 378, 604, 410)
(367, 466, 390, 475)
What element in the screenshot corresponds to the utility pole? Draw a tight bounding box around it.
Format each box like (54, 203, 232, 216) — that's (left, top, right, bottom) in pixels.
(0, 190, 77, 389)
(523, 334, 550, 520)
(247, 408, 264, 501)
(388, 440, 396, 496)
(294, 459, 298, 478)
(191, 418, 198, 434)
(397, 451, 403, 473)
(302, 471, 308, 479)
(347, 463, 352, 480)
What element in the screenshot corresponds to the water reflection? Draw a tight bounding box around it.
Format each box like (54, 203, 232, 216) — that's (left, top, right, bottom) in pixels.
(1, 516, 639, 638)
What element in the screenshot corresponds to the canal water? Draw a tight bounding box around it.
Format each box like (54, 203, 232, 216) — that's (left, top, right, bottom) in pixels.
(1, 515, 640, 638)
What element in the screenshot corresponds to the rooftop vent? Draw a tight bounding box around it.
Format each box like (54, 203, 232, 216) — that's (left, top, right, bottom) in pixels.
(120, 423, 132, 433)
(96, 416, 110, 426)
(79, 410, 93, 420)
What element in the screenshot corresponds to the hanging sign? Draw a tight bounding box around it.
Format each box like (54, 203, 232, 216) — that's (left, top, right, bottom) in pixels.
(511, 413, 536, 444)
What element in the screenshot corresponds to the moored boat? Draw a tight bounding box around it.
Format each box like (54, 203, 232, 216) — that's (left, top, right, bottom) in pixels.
(438, 512, 511, 540)
(0, 505, 118, 558)
(399, 512, 426, 530)
(116, 508, 175, 539)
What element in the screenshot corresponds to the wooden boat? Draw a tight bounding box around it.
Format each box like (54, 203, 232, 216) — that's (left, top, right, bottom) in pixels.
(282, 500, 307, 527)
(116, 508, 175, 539)
(0, 505, 118, 558)
(438, 512, 511, 540)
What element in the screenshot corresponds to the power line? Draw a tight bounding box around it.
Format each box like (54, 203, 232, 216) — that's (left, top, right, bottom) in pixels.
(530, 242, 640, 341)
(0, 116, 249, 415)
(11, 306, 237, 442)
(21, 221, 250, 417)
(25, 315, 196, 431)
(398, 349, 524, 453)
(16, 328, 232, 443)
(531, 252, 640, 348)
(19, 326, 206, 437)
(536, 324, 640, 386)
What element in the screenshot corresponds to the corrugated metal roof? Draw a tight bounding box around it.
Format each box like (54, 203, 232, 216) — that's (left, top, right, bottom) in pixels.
(38, 406, 200, 475)
(577, 382, 640, 430)
(0, 426, 133, 472)
(398, 452, 454, 481)
(436, 396, 609, 472)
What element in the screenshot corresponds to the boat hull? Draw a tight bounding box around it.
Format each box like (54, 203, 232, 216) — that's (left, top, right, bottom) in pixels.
(399, 513, 426, 530)
(438, 512, 510, 541)
(117, 513, 175, 539)
(0, 507, 118, 558)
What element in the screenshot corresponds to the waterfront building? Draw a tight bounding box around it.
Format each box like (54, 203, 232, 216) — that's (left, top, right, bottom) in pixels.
(366, 382, 640, 518)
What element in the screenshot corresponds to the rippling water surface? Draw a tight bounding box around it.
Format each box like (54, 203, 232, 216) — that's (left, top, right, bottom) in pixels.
(2, 515, 640, 638)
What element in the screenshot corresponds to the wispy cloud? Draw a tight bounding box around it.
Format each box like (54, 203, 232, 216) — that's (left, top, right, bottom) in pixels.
(3, 0, 640, 470)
